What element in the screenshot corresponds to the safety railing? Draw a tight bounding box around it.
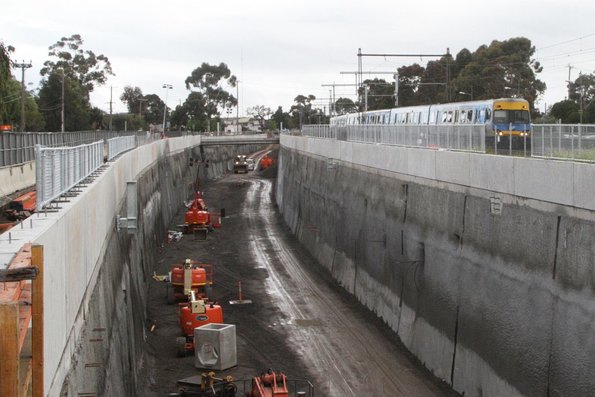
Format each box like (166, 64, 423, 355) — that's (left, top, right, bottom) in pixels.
(301, 125, 336, 140)
(302, 124, 486, 152)
(0, 131, 144, 167)
(107, 135, 137, 161)
(35, 141, 104, 211)
(532, 124, 595, 162)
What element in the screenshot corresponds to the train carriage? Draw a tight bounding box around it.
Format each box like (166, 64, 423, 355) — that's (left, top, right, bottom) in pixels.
(329, 98, 531, 149)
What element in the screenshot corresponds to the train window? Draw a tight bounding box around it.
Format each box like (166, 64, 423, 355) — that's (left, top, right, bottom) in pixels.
(485, 109, 491, 121)
(512, 110, 530, 123)
(493, 110, 507, 123)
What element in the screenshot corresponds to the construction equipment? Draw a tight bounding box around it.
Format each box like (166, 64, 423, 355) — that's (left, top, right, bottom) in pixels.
(176, 293, 223, 356)
(167, 259, 214, 304)
(233, 155, 248, 174)
(248, 370, 288, 397)
(172, 371, 237, 397)
(259, 155, 273, 170)
(4, 191, 36, 221)
(182, 191, 213, 239)
(170, 259, 222, 356)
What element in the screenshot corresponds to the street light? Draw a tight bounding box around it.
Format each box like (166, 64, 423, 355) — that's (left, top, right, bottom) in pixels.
(459, 91, 473, 100)
(162, 83, 173, 133)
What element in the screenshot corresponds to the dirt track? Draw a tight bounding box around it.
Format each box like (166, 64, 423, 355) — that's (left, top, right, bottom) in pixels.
(142, 149, 456, 396)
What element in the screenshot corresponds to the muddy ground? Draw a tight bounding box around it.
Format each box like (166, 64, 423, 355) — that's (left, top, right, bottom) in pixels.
(142, 148, 457, 397)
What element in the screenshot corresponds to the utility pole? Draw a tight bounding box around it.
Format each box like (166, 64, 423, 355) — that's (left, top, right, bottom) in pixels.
(356, 49, 447, 105)
(61, 69, 65, 133)
(236, 80, 240, 134)
(162, 84, 172, 134)
(566, 65, 574, 99)
(394, 71, 399, 106)
(14, 61, 32, 132)
(109, 86, 113, 131)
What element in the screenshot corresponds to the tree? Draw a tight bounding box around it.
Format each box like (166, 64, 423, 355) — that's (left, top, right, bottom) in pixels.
(334, 97, 357, 115)
(550, 100, 580, 123)
(271, 106, 293, 129)
(40, 34, 114, 97)
(397, 64, 425, 106)
(37, 71, 91, 131)
(247, 105, 271, 131)
(359, 78, 395, 111)
(0, 41, 16, 124)
(171, 92, 207, 131)
(142, 94, 166, 125)
(120, 86, 145, 115)
(184, 62, 237, 120)
(450, 38, 545, 108)
(290, 94, 317, 126)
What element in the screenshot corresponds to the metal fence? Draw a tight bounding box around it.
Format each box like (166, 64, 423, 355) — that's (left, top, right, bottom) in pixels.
(107, 135, 137, 161)
(35, 141, 104, 211)
(0, 131, 143, 167)
(531, 124, 595, 162)
(302, 124, 486, 152)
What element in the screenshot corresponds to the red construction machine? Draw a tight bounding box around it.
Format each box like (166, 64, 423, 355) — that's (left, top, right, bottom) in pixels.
(182, 191, 213, 238)
(171, 259, 223, 356)
(176, 295, 223, 356)
(247, 370, 288, 397)
(167, 259, 214, 304)
(4, 191, 36, 221)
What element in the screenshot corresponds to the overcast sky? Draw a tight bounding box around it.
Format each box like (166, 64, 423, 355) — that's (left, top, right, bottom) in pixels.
(4, 0, 595, 117)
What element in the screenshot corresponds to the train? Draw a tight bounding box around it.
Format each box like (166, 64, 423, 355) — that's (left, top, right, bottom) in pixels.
(330, 98, 531, 149)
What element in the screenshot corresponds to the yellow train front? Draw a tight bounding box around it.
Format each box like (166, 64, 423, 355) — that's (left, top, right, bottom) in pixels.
(487, 98, 531, 151)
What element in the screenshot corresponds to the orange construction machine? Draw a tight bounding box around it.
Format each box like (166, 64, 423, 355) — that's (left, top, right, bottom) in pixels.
(248, 370, 288, 397)
(5, 191, 36, 221)
(171, 259, 223, 356)
(167, 259, 214, 304)
(177, 296, 223, 356)
(259, 155, 273, 170)
(183, 191, 213, 236)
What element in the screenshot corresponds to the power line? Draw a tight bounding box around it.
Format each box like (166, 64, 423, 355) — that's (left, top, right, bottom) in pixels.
(536, 33, 595, 51)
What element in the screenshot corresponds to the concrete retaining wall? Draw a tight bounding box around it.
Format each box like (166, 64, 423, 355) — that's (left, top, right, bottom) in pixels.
(277, 135, 595, 397)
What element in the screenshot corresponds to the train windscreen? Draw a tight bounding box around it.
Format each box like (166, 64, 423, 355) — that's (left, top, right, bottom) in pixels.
(493, 109, 530, 124)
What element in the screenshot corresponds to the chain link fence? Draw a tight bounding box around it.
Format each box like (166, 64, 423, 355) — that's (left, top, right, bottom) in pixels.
(532, 124, 595, 162)
(35, 141, 104, 211)
(302, 124, 486, 152)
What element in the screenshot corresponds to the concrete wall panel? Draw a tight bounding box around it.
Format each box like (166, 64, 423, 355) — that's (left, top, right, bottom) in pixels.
(406, 148, 436, 180)
(514, 157, 574, 206)
(572, 162, 595, 210)
(435, 150, 471, 186)
(469, 154, 515, 194)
